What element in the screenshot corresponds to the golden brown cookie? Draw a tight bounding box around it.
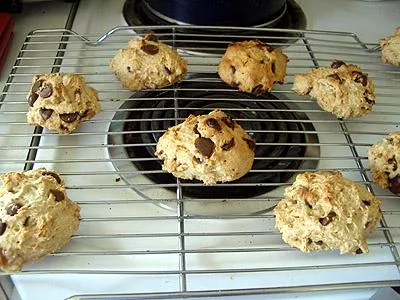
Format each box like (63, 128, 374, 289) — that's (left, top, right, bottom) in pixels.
(292, 60, 375, 119)
(154, 109, 256, 185)
(110, 33, 187, 91)
(26, 73, 100, 134)
(380, 27, 400, 66)
(218, 40, 288, 95)
(0, 168, 80, 272)
(274, 171, 382, 254)
(368, 132, 400, 194)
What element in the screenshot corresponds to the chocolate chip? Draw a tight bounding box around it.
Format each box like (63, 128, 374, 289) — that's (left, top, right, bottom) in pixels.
(355, 248, 363, 254)
(388, 156, 398, 171)
(60, 112, 79, 123)
(230, 65, 236, 74)
(141, 44, 159, 55)
(6, 203, 22, 216)
(328, 73, 342, 83)
(39, 108, 54, 121)
(193, 156, 202, 163)
(222, 116, 235, 129)
(307, 238, 312, 245)
(330, 60, 345, 69)
(251, 84, 264, 95)
(315, 240, 324, 245)
(231, 82, 239, 88)
(195, 137, 215, 158)
(80, 109, 89, 118)
(42, 171, 62, 184)
(39, 83, 53, 98)
(363, 200, 371, 206)
(127, 66, 133, 73)
(23, 216, 30, 227)
(256, 42, 273, 52)
(243, 138, 256, 151)
(50, 189, 65, 201)
(32, 80, 43, 93)
(365, 97, 375, 105)
(164, 66, 172, 75)
(221, 138, 235, 151)
(365, 221, 371, 228)
(28, 93, 39, 107)
(319, 211, 337, 226)
(0, 221, 6, 236)
(271, 62, 276, 74)
(305, 200, 312, 209)
(352, 71, 368, 86)
(206, 118, 222, 131)
(389, 175, 400, 194)
(193, 124, 200, 135)
(75, 88, 81, 95)
(144, 33, 158, 42)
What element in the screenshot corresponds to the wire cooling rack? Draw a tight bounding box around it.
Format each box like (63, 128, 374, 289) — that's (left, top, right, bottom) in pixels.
(1, 26, 400, 299)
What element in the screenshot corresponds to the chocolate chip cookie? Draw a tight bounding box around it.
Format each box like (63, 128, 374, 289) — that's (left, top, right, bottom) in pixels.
(292, 60, 375, 119)
(368, 132, 400, 195)
(26, 73, 100, 134)
(154, 109, 256, 185)
(380, 27, 400, 66)
(274, 171, 382, 254)
(218, 40, 289, 95)
(0, 168, 80, 272)
(110, 33, 187, 91)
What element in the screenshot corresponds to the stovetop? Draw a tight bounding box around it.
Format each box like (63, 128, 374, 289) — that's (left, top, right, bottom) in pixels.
(2, 1, 400, 299)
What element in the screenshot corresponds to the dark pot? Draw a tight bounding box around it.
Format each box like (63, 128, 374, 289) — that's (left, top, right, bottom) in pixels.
(143, 0, 286, 26)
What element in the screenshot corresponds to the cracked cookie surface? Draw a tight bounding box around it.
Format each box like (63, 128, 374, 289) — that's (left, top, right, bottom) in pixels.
(154, 109, 255, 185)
(292, 60, 375, 119)
(218, 40, 288, 95)
(110, 33, 187, 91)
(274, 171, 381, 254)
(368, 132, 400, 195)
(0, 168, 80, 272)
(26, 73, 100, 134)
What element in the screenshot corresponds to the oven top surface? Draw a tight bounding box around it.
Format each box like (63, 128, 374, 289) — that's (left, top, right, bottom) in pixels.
(2, 1, 400, 299)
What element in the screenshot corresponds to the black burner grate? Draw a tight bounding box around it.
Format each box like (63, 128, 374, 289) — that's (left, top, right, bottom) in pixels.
(121, 81, 317, 199)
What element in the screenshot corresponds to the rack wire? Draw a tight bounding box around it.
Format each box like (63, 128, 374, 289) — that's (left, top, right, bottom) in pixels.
(1, 26, 400, 298)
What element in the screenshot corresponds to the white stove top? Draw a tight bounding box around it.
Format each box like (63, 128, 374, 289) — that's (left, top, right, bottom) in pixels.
(2, 1, 400, 300)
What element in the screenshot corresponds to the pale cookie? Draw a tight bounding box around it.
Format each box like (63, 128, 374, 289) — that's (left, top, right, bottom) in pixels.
(274, 171, 382, 254)
(368, 131, 400, 195)
(380, 27, 400, 66)
(26, 73, 100, 134)
(154, 109, 256, 185)
(110, 33, 187, 91)
(218, 40, 288, 95)
(292, 60, 375, 119)
(0, 168, 80, 272)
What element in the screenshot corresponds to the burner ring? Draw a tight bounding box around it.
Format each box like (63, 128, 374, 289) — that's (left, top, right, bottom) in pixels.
(107, 80, 319, 215)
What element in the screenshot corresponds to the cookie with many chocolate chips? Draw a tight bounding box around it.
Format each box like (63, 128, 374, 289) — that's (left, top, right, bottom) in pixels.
(218, 40, 288, 95)
(380, 27, 400, 66)
(154, 109, 255, 184)
(110, 33, 187, 91)
(274, 171, 382, 254)
(292, 60, 375, 119)
(368, 131, 400, 195)
(0, 168, 80, 272)
(26, 73, 100, 134)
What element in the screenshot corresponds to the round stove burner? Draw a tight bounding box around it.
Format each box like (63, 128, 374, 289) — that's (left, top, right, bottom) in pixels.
(107, 79, 319, 211)
(122, 0, 307, 50)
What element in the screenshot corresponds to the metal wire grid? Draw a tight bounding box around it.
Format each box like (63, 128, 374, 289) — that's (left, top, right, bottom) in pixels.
(1, 26, 400, 297)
